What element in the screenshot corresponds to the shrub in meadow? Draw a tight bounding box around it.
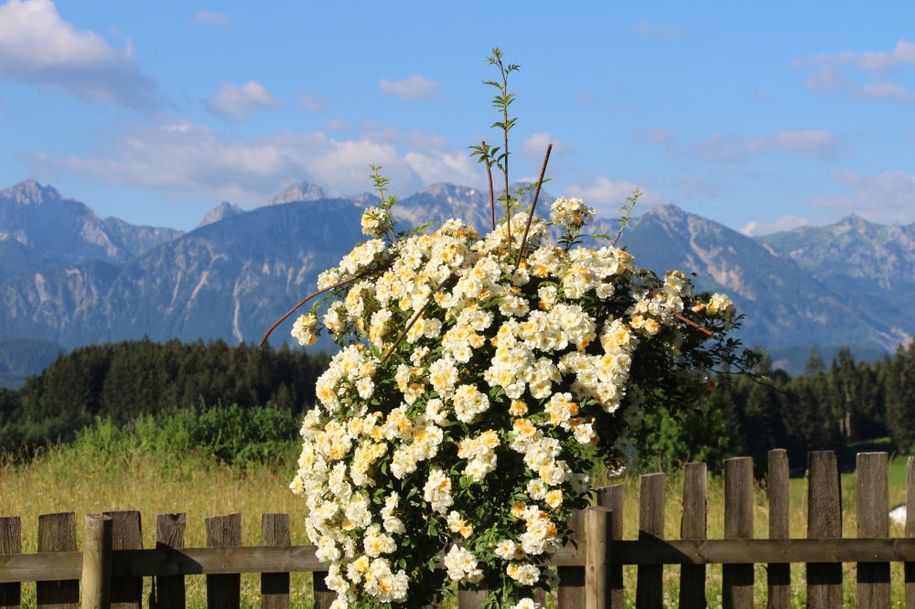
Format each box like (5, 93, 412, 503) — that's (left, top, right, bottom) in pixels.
(266, 48, 751, 609)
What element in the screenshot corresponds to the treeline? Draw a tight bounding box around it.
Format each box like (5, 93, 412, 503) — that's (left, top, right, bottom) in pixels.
(0, 339, 328, 451)
(637, 344, 915, 472)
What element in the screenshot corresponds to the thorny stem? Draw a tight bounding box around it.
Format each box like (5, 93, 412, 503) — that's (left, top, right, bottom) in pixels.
(514, 143, 553, 270)
(675, 312, 714, 337)
(258, 274, 365, 347)
(482, 140, 496, 231)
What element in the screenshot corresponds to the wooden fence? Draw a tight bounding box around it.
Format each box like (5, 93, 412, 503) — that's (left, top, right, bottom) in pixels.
(1, 449, 914, 609)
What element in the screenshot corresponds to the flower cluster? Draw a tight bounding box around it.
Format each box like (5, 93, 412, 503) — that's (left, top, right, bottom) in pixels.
(288, 202, 739, 609)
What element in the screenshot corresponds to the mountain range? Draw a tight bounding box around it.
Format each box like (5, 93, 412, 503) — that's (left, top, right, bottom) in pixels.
(0, 178, 912, 380)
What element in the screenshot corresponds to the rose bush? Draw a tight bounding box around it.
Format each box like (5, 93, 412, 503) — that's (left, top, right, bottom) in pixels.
(283, 190, 745, 608)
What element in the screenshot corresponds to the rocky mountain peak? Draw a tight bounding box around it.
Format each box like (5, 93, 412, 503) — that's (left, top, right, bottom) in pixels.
(270, 181, 326, 205)
(199, 201, 243, 227)
(0, 179, 62, 205)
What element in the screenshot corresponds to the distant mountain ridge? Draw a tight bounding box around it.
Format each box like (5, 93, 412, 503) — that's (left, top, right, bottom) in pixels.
(0, 178, 912, 375)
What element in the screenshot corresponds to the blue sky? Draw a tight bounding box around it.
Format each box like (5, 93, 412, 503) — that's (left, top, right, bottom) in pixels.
(2, 1, 915, 232)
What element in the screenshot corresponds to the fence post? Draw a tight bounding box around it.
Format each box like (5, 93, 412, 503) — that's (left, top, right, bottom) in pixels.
(81, 515, 112, 609)
(206, 514, 241, 609)
(807, 451, 842, 609)
(723, 457, 754, 609)
(767, 449, 790, 609)
(38, 512, 79, 609)
(153, 514, 186, 609)
(856, 452, 889, 609)
(679, 462, 707, 609)
(599, 485, 624, 609)
(261, 514, 290, 609)
(585, 507, 612, 609)
(635, 473, 665, 609)
(102, 511, 142, 609)
(557, 507, 585, 609)
(905, 456, 915, 609)
(0, 517, 21, 609)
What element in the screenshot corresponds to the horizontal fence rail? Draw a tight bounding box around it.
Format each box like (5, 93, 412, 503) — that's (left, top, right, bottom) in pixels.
(0, 449, 912, 609)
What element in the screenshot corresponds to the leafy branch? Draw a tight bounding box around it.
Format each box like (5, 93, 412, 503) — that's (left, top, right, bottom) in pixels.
(484, 47, 520, 243)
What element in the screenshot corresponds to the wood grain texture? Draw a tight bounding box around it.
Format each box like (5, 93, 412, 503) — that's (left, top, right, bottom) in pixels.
(767, 449, 790, 609)
(205, 514, 241, 609)
(635, 473, 665, 609)
(557, 507, 585, 609)
(102, 511, 142, 609)
(260, 514, 290, 609)
(37, 513, 78, 609)
(807, 451, 843, 609)
(153, 514, 186, 609)
(585, 507, 611, 609)
(723, 457, 753, 609)
(81, 515, 112, 609)
(679, 463, 707, 609)
(598, 485, 624, 609)
(0, 517, 21, 609)
(857, 452, 889, 609)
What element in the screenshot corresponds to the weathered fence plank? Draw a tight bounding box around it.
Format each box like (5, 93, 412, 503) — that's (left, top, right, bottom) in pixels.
(153, 514, 186, 609)
(635, 473, 665, 609)
(599, 485, 624, 609)
(723, 457, 753, 609)
(205, 514, 241, 609)
(557, 508, 584, 609)
(261, 514, 290, 609)
(906, 456, 915, 609)
(857, 452, 890, 609)
(0, 517, 21, 609)
(37, 512, 78, 609)
(585, 507, 612, 609)
(457, 589, 485, 609)
(807, 451, 843, 609)
(767, 449, 790, 609)
(81, 515, 112, 609)
(679, 462, 707, 609)
(103, 511, 142, 609)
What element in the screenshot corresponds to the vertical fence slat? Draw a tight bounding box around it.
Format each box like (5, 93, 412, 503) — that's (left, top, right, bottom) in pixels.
(557, 508, 585, 609)
(585, 507, 612, 609)
(598, 485, 624, 609)
(679, 462, 707, 609)
(807, 450, 843, 609)
(261, 514, 290, 609)
(153, 514, 186, 609)
(635, 473, 665, 609)
(206, 514, 241, 609)
(311, 570, 336, 609)
(81, 515, 112, 609)
(102, 511, 142, 609)
(723, 457, 754, 609)
(907, 457, 915, 609)
(37, 512, 78, 609)
(856, 452, 889, 609)
(767, 449, 790, 609)
(457, 589, 485, 609)
(0, 517, 21, 609)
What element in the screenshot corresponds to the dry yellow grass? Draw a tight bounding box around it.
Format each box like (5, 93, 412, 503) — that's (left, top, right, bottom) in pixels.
(1, 444, 910, 608)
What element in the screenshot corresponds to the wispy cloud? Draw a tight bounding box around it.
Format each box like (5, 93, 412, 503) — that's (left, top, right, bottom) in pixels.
(700, 130, 839, 162)
(205, 80, 278, 119)
(521, 132, 560, 157)
(378, 75, 439, 100)
(632, 20, 683, 39)
(811, 169, 915, 224)
(49, 121, 482, 204)
(300, 92, 324, 113)
(796, 40, 915, 102)
(741, 214, 809, 236)
(191, 10, 231, 28)
(0, 0, 160, 111)
(565, 176, 664, 217)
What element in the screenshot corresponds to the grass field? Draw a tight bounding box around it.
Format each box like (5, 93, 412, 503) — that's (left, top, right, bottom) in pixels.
(1, 439, 912, 608)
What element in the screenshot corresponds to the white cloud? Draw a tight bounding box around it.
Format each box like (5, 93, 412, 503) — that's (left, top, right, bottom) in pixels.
(796, 40, 915, 103)
(191, 10, 230, 27)
(300, 92, 324, 113)
(325, 118, 350, 132)
(522, 132, 560, 158)
(565, 176, 664, 216)
(205, 80, 278, 119)
(50, 121, 482, 204)
(0, 0, 158, 110)
(811, 170, 915, 224)
(740, 214, 809, 237)
(700, 130, 838, 161)
(378, 75, 439, 100)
